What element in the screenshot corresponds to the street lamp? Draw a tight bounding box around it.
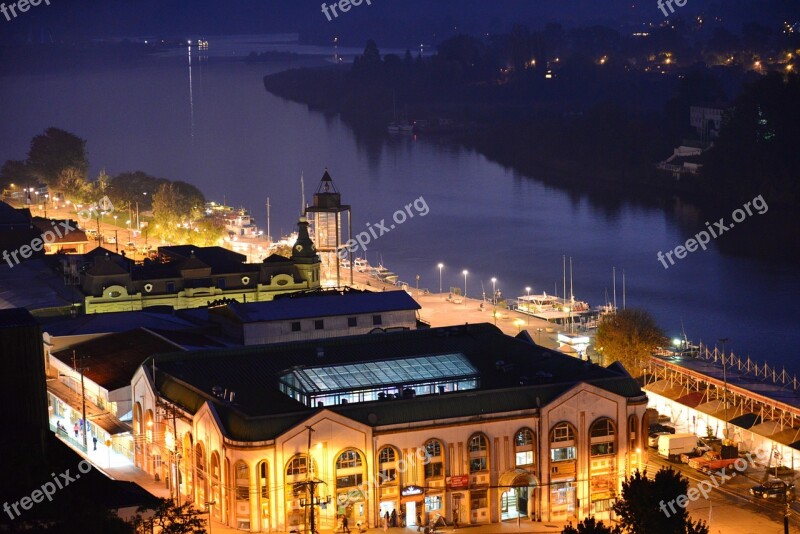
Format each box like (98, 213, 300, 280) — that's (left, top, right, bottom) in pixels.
(462, 270, 468, 305)
(719, 337, 729, 442)
(437, 263, 444, 295)
(491, 277, 497, 324)
(525, 287, 531, 325)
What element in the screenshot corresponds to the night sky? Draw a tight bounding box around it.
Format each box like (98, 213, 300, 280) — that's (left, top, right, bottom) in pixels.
(2, 0, 797, 46)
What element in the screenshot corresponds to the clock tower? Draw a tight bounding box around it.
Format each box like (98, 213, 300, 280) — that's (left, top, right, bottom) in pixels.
(291, 216, 321, 288)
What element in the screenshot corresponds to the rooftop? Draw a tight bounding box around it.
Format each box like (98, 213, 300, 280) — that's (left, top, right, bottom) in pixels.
(213, 289, 420, 323)
(151, 323, 644, 441)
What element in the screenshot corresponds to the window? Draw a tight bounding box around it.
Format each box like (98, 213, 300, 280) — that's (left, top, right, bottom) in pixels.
(166, 282, 175, 292)
(315, 319, 324, 330)
(336, 473, 363, 488)
(515, 451, 534, 466)
(469, 435, 488, 452)
(379, 447, 396, 463)
(424, 462, 443, 478)
(425, 495, 442, 511)
(552, 423, 575, 443)
(590, 419, 615, 438)
(551, 482, 572, 505)
(593, 499, 613, 513)
(380, 468, 397, 483)
(470, 458, 487, 472)
(469, 434, 488, 472)
(216, 278, 226, 289)
(348, 317, 358, 327)
(425, 440, 442, 458)
(291, 321, 301, 332)
(235, 462, 249, 500)
(470, 490, 487, 509)
(286, 456, 308, 477)
(372, 314, 382, 326)
(259, 462, 268, 499)
(590, 442, 615, 456)
(516, 429, 534, 446)
(336, 450, 362, 469)
(551, 447, 576, 462)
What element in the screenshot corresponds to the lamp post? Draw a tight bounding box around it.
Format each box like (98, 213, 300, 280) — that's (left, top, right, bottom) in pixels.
(536, 328, 543, 345)
(44, 194, 49, 218)
(462, 270, 468, 305)
(719, 337, 729, 442)
(525, 287, 531, 325)
(491, 277, 497, 325)
(437, 263, 443, 295)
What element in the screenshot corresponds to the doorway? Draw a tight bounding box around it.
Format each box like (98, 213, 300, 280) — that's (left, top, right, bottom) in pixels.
(406, 501, 417, 527)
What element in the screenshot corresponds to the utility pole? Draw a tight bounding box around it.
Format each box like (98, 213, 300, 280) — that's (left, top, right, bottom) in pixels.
(266, 197, 271, 242)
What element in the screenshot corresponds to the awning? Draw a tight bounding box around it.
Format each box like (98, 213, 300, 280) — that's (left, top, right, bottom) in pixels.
(47, 379, 131, 436)
(498, 469, 537, 487)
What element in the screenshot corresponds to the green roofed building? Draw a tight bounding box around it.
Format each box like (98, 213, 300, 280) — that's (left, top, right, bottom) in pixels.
(132, 323, 648, 531)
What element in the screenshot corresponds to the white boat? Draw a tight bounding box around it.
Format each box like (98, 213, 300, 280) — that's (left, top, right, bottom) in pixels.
(369, 265, 399, 283)
(353, 258, 369, 272)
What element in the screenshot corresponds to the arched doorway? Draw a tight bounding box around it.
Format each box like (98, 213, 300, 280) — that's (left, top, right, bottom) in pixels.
(257, 460, 270, 532)
(285, 454, 318, 531)
(209, 452, 222, 521)
(335, 449, 368, 527)
(181, 432, 193, 504)
(133, 402, 143, 468)
(195, 442, 207, 505)
(233, 460, 251, 530)
(377, 446, 401, 523)
(498, 470, 539, 521)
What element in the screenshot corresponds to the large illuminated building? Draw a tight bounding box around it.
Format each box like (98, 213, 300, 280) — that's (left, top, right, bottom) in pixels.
(132, 323, 648, 532)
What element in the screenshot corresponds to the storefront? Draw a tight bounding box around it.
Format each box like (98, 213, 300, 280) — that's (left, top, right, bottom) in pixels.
(401, 485, 424, 527)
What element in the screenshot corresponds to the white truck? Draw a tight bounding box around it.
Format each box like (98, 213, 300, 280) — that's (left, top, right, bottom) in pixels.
(658, 433, 699, 459)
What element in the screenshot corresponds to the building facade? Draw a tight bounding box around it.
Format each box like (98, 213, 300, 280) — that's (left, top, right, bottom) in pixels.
(131, 324, 649, 532)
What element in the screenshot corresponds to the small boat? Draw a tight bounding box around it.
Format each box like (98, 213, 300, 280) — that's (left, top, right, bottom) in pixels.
(387, 122, 414, 134)
(369, 265, 399, 283)
(353, 258, 369, 272)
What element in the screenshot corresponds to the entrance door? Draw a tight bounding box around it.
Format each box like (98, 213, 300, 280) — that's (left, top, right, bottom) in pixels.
(406, 502, 417, 527)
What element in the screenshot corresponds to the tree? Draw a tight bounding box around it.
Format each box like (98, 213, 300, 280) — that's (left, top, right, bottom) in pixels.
(134, 498, 206, 534)
(57, 166, 92, 203)
(561, 516, 616, 534)
(612, 469, 709, 534)
(596, 308, 666, 375)
(26, 128, 88, 187)
(0, 159, 33, 190)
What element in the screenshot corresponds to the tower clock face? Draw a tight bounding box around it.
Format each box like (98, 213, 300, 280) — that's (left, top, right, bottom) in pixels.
(295, 244, 303, 252)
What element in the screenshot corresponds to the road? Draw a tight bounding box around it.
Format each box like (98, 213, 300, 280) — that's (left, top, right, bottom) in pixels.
(647, 451, 799, 533)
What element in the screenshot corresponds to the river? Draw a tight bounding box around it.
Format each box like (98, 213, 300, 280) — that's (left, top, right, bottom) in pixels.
(0, 35, 797, 369)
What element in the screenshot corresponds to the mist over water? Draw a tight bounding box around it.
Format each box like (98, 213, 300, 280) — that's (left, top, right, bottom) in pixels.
(1, 36, 797, 369)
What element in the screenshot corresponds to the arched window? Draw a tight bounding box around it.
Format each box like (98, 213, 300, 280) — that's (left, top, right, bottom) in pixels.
(336, 450, 363, 470)
(424, 439, 444, 478)
(469, 433, 489, 472)
(628, 415, 638, 450)
(589, 418, 616, 456)
(549, 422, 576, 462)
(514, 428, 536, 467)
(258, 461, 269, 528)
(286, 455, 312, 477)
(378, 446, 398, 484)
(195, 442, 207, 503)
(235, 461, 250, 501)
(210, 452, 221, 520)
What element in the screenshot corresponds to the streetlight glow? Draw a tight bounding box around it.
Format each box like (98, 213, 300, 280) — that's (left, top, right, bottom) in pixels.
(438, 263, 444, 295)
(462, 270, 468, 304)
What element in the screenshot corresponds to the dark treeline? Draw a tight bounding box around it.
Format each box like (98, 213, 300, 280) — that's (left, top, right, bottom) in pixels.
(264, 20, 800, 207)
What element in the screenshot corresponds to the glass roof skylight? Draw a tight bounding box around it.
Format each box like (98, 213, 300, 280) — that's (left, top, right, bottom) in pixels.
(282, 353, 477, 394)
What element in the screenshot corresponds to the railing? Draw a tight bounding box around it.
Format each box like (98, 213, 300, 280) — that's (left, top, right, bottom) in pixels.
(692, 342, 800, 392)
(50, 423, 87, 453)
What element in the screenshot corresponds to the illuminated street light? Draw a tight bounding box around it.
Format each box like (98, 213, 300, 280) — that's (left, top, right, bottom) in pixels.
(437, 263, 444, 295)
(462, 270, 468, 305)
(525, 286, 531, 325)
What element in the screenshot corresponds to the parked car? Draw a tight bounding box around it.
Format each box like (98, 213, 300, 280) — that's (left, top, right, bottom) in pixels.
(105, 235, 116, 244)
(750, 479, 794, 499)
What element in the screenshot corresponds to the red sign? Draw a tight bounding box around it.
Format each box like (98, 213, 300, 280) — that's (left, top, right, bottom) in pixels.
(449, 475, 469, 489)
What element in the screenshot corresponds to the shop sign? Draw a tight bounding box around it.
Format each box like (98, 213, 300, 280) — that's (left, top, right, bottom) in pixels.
(401, 485, 424, 497)
(449, 475, 469, 489)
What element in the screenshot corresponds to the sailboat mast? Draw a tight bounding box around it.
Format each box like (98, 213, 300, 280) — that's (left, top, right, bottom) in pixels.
(266, 197, 271, 241)
(612, 267, 617, 311)
(622, 269, 626, 310)
(562, 255, 566, 305)
(569, 256, 574, 301)
(300, 173, 305, 216)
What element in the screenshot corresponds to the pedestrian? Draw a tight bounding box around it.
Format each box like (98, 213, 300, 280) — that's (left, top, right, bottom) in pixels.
(73, 422, 79, 438)
(383, 516, 388, 534)
(391, 509, 397, 527)
(416, 511, 422, 532)
(93, 435, 98, 451)
(342, 516, 349, 533)
(385, 511, 390, 528)
(453, 510, 459, 530)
